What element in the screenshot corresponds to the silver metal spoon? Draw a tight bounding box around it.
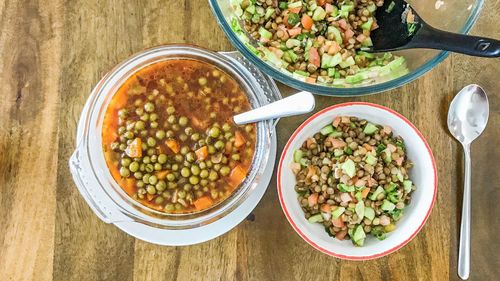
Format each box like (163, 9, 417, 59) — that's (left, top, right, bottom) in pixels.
(447, 84, 489, 280)
(234, 91, 315, 125)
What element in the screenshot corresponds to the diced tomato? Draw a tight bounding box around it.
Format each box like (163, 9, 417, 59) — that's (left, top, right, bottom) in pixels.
(316, 0, 327, 6)
(345, 29, 355, 39)
(395, 157, 404, 166)
(325, 3, 334, 13)
(361, 187, 371, 199)
(332, 217, 345, 228)
(301, 14, 313, 30)
(287, 27, 302, 38)
(308, 47, 320, 67)
(327, 42, 341, 55)
(308, 193, 319, 207)
(333, 116, 341, 127)
(363, 143, 374, 151)
(288, 6, 302, 13)
(328, 137, 346, 148)
(387, 143, 397, 153)
(356, 34, 367, 43)
(305, 77, 316, 83)
(354, 179, 366, 187)
(321, 204, 331, 213)
(338, 19, 348, 30)
(335, 229, 348, 240)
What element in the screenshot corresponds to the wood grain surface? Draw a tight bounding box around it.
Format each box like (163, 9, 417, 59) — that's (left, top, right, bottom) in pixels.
(0, 0, 498, 280)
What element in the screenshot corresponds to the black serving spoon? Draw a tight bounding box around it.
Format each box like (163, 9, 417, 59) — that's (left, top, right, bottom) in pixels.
(367, 0, 500, 57)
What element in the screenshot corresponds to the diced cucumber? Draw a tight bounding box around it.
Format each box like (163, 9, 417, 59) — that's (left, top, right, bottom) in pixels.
(283, 50, 299, 63)
(264, 7, 275, 19)
(332, 206, 345, 219)
(371, 226, 387, 240)
(376, 143, 386, 154)
(340, 10, 349, 19)
(381, 199, 396, 211)
(353, 225, 366, 246)
(327, 68, 336, 77)
(246, 5, 256, 14)
(259, 27, 272, 40)
(322, 157, 332, 165)
(312, 7, 326, 21)
(361, 37, 373, 47)
(367, 3, 377, 13)
(345, 72, 368, 84)
(365, 153, 377, 165)
(321, 53, 342, 69)
(333, 149, 344, 157)
(329, 130, 343, 138)
(344, 146, 353, 155)
(288, 1, 302, 8)
(327, 26, 343, 44)
(308, 213, 324, 223)
(341, 4, 354, 12)
(391, 209, 403, 221)
(355, 200, 365, 219)
(293, 149, 303, 163)
(363, 123, 379, 135)
(385, 182, 398, 193)
(355, 191, 362, 202)
(299, 158, 310, 167)
(383, 148, 392, 163)
(294, 70, 310, 77)
(320, 125, 334, 135)
(341, 159, 356, 178)
(403, 180, 413, 193)
(361, 18, 373, 30)
(364, 207, 375, 221)
(338, 183, 355, 193)
(369, 186, 385, 200)
(339, 56, 355, 68)
(262, 48, 287, 68)
(396, 170, 404, 182)
(358, 51, 375, 59)
(387, 191, 401, 203)
(330, 5, 339, 16)
(348, 228, 354, 238)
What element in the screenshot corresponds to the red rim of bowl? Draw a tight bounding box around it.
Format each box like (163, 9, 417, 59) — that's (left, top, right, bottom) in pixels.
(277, 102, 437, 260)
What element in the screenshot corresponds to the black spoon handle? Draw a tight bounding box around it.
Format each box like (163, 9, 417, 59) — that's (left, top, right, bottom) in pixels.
(408, 25, 500, 58)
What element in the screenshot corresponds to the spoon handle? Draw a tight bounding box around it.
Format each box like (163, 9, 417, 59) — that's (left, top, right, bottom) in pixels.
(458, 144, 472, 280)
(409, 25, 500, 58)
(233, 91, 315, 125)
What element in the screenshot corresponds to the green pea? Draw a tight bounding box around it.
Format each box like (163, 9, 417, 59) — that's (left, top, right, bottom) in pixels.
(179, 116, 188, 127)
(121, 158, 131, 167)
(200, 179, 208, 186)
(143, 174, 150, 183)
(198, 77, 207, 86)
(213, 164, 221, 171)
(198, 139, 206, 147)
(206, 160, 212, 168)
(231, 154, 240, 161)
(167, 115, 176, 124)
(191, 133, 200, 141)
(137, 181, 145, 188)
(143, 156, 151, 164)
(154, 196, 164, 205)
(135, 120, 145, 130)
(199, 162, 207, 169)
(119, 167, 130, 177)
(150, 121, 158, 129)
(181, 167, 191, 178)
(178, 190, 186, 199)
(172, 124, 180, 131)
(150, 113, 158, 121)
(124, 131, 134, 139)
(175, 203, 183, 211)
(166, 106, 175, 115)
(154, 163, 162, 171)
(118, 109, 128, 118)
(145, 164, 154, 173)
(141, 143, 148, 151)
(179, 134, 188, 142)
(209, 127, 220, 138)
(165, 204, 175, 212)
(144, 102, 155, 112)
(166, 130, 174, 138)
(156, 180, 167, 191)
(110, 142, 120, 151)
(185, 127, 193, 136)
(200, 169, 209, 179)
(174, 155, 183, 163)
(118, 126, 126, 135)
(186, 152, 195, 163)
(135, 107, 144, 116)
(214, 140, 224, 150)
(210, 112, 216, 119)
(180, 146, 190, 155)
(129, 161, 139, 172)
(140, 113, 149, 121)
(147, 148, 155, 156)
(146, 185, 157, 195)
(172, 163, 179, 171)
(166, 173, 175, 182)
(208, 145, 216, 154)
(189, 176, 200, 185)
(220, 166, 230, 176)
(245, 124, 253, 133)
(183, 184, 192, 191)
(222, 123, 231, 132)
(224, 132, 233, 140)
(149, 175, 158, 185)
(140, 130, 148, 137)
(221, 156, 228, 164)
(139, 163, 145, 172)
(208, 171, 219, 181)
(191, 165, 201, 176)
(134, 171, 143, 180)
(158, 154, 167, 164)
(147, 137, 156, 147)
(150, 155, 157, 163)
(156, 130, 165, 140)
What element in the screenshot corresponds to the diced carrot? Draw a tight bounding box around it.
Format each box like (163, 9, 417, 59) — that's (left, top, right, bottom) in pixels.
(225, 141, 233, 154)
(193, 196, 213, 210)
(125, 138, 142, 158)
(122, 178, 136, 195)
(156, 170, 169, 180)
(287, 27, 302, 38)
(301, 14, 313, 30)
(335, 229, 348, 240)
(332, 116, 341, 127)
(361, 187, 371, 199)
(288, 6, 302, 13)
(316, 0, 326, 6)
(165, 139, 180, 154)
(338, 19, 348, 30)
(191, 116, 208, 129)
(195, 146, 209, 161)
(308, 47, 320, 67)
(305, 77, 316, 83)
(345, 29, 354, 40)
(283, 14, 290, 28)
(234, 131, 246, 148)
(228, 165, 247, 188)
(332, 217, 345, 228)
(371, 21, 379, 30)
(308, 193, 319, 207)
(363, 143, 374, 151)
(321, 204, 331, 213)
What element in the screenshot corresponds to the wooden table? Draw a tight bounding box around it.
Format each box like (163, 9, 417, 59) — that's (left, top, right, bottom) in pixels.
(0, 1, 498, 280)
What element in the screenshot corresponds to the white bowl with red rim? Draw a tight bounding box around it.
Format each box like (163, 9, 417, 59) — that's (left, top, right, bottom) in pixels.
(277, 102, 437, 260)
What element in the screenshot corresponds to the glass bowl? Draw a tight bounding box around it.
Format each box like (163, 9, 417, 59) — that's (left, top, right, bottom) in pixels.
(69, 45, 281, 230)
(208, 0, 483, 96)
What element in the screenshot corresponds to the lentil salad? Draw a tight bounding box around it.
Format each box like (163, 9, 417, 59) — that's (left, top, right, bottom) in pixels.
(230, 0, 408, 86)
(291, 116, 415, 246)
